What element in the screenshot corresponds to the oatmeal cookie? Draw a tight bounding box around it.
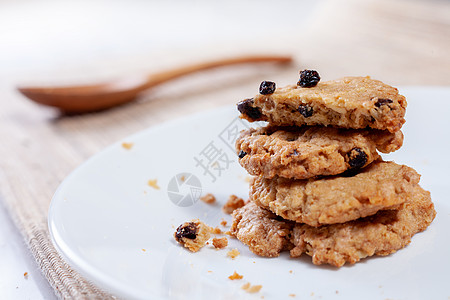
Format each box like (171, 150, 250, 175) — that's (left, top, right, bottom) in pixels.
(290, 185, 436, 267)
(232, 188, 435, 266)
(250, 160, 420, 226)
(236, 126, 403, 179)
(230, 202, 293, 257)
(237, 76, 406, 133)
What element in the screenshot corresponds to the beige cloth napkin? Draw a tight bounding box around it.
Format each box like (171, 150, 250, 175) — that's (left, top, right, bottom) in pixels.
(0, 0, 449, 298)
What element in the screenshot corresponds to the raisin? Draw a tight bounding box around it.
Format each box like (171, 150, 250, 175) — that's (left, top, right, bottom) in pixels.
(375, 98, 393, 108)
(238, 150, 247, 159)
(259, 81, 276, 95)
(341, 169, 360, 177)
(297, 70, 320, 88)
(175, 222, 197, 241)
(237, 98, 262, 120)
(298, 104, 314, 117)
(347, 148, 368, 169)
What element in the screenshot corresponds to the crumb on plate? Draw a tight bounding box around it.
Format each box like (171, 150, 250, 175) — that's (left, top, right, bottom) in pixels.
(228, 271, 243, 280)
(212, 227, 222, 234)
(174, 220, 212, 252)
(227, 248, 240, 259)
(220, 219, 227, 226)
(200, 193, 216, 204)
(222, 195, 245, 214)
(241, 282, 262, 293)
(121, 142, 134, 150)
(213, 237, 228, 249)
(147, 179, 160, 190)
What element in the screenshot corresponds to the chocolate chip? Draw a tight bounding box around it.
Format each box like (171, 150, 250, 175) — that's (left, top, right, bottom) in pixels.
(347, 148, 368, 169)
(237, 98, 262, 120)
(298, 104, 314, 118)
(259, 81, 276, 95)
(175, 222, 197, 241)
(375, 98, 393, 108)
(238, 150, 247, 159)
(297, 70, 320, 88)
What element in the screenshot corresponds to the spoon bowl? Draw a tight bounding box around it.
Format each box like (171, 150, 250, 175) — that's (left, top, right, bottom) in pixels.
(18, 55, 292, 113)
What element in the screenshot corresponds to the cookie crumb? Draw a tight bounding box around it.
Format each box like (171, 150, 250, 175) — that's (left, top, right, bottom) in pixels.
(289, 294, 296, 297)
(248, 285, 262, 293)
(141, 249, 146, 252)
(207, 270, 213, 273)
(121, 142, 134, 150)
(180, 175, 186, 182)
(147, 179, 160, 190)
(220, 219, 227, 227)
(212, 237, 228, 249)
(174, 220, 211, 252)
(222, 195, 245, 214)
(23, 272, 28, 279)
(241, 282, 250, 290)
(228, 271, 243, 280)
(242, 282, 262, 293)
(212, 227, 222, 234)
(227, 248, 240, 259)
(289, 270, 293, 274)
(335, 290, 339, 294)
(200, 193, 216, 204)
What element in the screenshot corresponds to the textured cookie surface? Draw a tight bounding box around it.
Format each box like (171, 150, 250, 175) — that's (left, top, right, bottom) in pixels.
(232, 187, 435, 266)
(174, 220, 212, 252)
(230, 202, 293, 257)
(290, 185, 436, 267)
(238, 76, 406, 133)
(250, 160, 420, 226)
(237, 126, 403, 179)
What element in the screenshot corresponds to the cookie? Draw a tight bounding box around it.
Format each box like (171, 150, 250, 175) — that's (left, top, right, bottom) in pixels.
(290, 185, 436, 267)
(237, 76, 406, 133)
(236, 126, 403, 179)
(250, 160, 420, 226)
(230, 202, 293, 258)
(231, 186, 435, 267)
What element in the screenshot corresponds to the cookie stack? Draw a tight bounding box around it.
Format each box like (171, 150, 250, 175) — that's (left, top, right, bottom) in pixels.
(230, 71, 436, 267)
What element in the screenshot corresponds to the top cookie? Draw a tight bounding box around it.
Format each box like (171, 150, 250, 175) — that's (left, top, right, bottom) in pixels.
(238, 76, 407, 133)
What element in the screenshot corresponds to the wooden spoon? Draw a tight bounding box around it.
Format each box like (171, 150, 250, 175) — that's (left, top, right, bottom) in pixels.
(18, 55, 292, 113)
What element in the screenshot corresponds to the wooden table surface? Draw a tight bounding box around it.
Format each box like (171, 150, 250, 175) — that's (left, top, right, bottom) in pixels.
(0, 0, 449, 298)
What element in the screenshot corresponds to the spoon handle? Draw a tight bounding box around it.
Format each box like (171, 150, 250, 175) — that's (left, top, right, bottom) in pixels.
(139, 55, 292, 90)
(18, 55, 292, 113)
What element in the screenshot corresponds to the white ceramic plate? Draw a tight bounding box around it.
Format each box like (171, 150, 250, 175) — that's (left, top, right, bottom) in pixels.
(49, 87, 450, 300)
